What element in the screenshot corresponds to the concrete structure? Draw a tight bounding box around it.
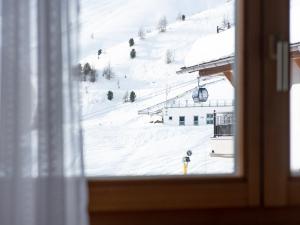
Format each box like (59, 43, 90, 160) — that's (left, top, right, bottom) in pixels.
(210, 136, 234, 157)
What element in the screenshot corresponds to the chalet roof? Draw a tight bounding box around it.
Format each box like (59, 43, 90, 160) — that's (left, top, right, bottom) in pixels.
(177, 55, 233, 75)
(177, 42, 300, 75)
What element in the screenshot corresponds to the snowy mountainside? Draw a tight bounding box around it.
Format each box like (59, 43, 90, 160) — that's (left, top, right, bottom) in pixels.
(80, 1, 235, 117)
(79, 0, 227, 58)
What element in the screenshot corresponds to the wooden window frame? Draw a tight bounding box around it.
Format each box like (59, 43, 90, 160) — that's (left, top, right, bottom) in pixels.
(88, 0, 262, 213)
(263, 0, 300, 207)
(87, 0, 300, 223)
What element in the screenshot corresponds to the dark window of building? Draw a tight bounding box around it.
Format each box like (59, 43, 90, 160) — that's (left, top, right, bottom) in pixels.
(206, 113, 214, 124)
(194, 116, 199, 125)
(169, 116, 172, 120)
(179, 116, 185, 126)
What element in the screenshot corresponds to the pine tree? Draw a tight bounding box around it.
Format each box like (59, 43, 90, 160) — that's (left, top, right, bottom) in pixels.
(129, 38, 135, 47)
(129, 91, 136, 102)
(107, 91, 113, 100)
(130, 49, 136, 59)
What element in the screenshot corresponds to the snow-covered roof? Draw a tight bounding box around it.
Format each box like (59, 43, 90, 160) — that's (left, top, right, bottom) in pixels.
(184, 0, 300, 68)
(178, 42, 300, 75)
(177, 55, 233, 74)
(185, 28, 235, 67)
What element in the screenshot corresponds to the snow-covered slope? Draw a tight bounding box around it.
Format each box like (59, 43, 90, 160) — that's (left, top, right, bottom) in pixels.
(80, 0, 235, 116)
(79, 0, 226, 58)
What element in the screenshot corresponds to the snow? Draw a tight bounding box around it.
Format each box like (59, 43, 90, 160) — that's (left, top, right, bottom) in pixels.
(79, 0, 227, 58)
(185, 28, 234, 66)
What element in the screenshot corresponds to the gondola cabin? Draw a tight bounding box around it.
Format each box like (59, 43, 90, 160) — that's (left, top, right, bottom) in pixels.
(192, 87, 209, 103)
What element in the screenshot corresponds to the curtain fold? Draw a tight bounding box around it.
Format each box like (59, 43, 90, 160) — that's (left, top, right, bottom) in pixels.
(0, 0, 88, 224)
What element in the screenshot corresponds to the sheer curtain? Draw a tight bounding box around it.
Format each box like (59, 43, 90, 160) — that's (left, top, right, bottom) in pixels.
(0, 0, 88, 225)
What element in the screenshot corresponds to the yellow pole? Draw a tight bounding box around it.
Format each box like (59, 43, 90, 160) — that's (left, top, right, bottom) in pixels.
(183, 162, 188, 175)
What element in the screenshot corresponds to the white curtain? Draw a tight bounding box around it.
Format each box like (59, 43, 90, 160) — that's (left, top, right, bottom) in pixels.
(0, 0, 89, 225)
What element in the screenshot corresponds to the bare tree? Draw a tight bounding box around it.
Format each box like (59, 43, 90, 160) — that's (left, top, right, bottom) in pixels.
(138, 27, 145, 40)
(222, 15, 230, 28)
(165, 49, 174, 64)
(102, 63, 114, 80)
(157, 16, 168, 32)
(123, 91, 129, 103)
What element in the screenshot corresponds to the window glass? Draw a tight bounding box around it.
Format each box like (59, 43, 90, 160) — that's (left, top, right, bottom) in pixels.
(290, 0, 300, 174)
(194, 116, 199, 125)
(80, 0, 236, 176)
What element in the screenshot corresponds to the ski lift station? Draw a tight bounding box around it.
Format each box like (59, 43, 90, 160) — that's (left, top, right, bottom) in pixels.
(163, 76, 234, 126)
(163, 92, 234, 126)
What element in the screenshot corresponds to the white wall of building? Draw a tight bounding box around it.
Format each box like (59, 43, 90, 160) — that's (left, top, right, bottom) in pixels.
(292, 61, 300, 85)
(163, 105, 233, 126)
(210, 136, 234, 156)
(291, 59, 300, 171)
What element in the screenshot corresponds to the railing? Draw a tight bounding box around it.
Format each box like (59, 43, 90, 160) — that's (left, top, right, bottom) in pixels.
(165, 99, 234, 108)
(213, 111, 234, 137)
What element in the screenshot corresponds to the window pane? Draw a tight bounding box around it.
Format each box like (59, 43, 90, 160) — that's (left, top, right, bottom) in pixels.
(290, 0, 300, 174)
(80, 0, 237, 176)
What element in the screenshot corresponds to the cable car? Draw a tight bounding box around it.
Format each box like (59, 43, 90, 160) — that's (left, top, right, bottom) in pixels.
(192, 87, 208, 103)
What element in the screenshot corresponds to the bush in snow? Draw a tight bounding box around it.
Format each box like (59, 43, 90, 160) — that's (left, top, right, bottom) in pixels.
(176, 13, 185, 21)
(129, 91, 136, 102)
(157, 16, 167, 32)
(89, 69, 96, 82)
(107, 91, 113, 100)
(76, 63, 83, 80)
(83, 62, 92, 75)
(165, 49, 174, 64)
(129, 38, 135, 47)
(138, 27, 145, 40)
(130, 49, 136, 59)
(123, 91, 129, 103)
(222, 16, 230, 29)
(102, 63, 114, 80)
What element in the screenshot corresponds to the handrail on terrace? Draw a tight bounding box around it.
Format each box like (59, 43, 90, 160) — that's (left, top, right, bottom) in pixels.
(165, 99, 234, 108)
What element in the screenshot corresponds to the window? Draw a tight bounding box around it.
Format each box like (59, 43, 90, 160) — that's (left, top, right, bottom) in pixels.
(206, 113, 214, 124)
(88, 0, 261, 215)
(86, 0, 300, 224)
(263, 0, 300, 207)
(179, 116, 185, 126)
(194, 116, 199, 125)
(169, 116, 172, 120)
